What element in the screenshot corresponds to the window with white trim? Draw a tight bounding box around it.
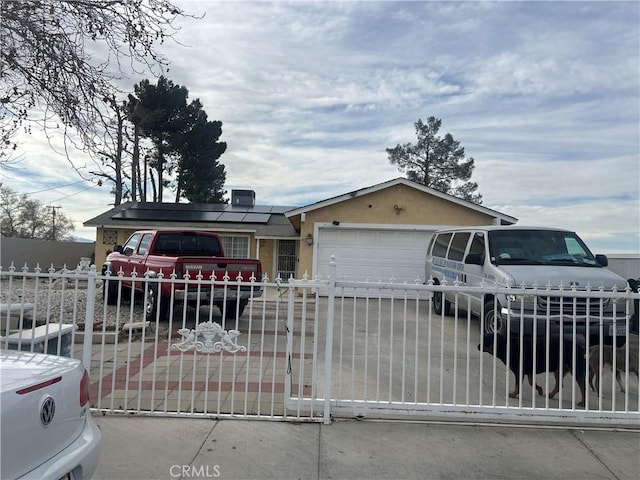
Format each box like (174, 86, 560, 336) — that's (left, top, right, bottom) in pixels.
(220, 235, 250, 258)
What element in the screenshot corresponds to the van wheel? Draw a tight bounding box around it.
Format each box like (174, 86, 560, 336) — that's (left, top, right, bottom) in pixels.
(145, 283, 169, 321)
(433, 290, 451, 316)
(483, 300, 505, 336)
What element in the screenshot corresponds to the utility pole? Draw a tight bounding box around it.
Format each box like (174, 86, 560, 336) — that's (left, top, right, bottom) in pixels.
(50, 205, 61, 240)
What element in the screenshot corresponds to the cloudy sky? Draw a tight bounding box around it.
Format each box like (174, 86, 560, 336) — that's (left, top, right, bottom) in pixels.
(3, 1, 639, 253)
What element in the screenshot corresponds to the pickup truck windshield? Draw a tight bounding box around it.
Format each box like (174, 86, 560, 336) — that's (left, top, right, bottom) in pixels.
(153, 233, 222, 256)
(488, 230, 599, 267)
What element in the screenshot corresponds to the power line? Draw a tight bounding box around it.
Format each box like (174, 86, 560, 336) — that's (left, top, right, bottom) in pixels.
(22, 181, 89, 196)
(0, 180, 90, 199)
(45, 184, 97, 205)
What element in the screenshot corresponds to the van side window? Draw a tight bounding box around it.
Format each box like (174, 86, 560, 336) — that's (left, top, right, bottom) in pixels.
(468, 233, 486, 263)
(447, 232, 471, 261)
(432, 233, 452, 258)
(426, 236, 435, 256)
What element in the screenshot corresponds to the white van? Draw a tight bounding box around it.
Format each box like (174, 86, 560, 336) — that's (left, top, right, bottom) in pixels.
(424, 226, 629, 344)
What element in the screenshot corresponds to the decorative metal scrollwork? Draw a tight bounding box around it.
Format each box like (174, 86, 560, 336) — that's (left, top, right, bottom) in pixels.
(170, 321, 247, 354)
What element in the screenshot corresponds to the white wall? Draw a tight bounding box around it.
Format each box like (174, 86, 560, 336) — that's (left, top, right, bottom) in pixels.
(606, 254, 640, 280)
(0, 236, 95, 270)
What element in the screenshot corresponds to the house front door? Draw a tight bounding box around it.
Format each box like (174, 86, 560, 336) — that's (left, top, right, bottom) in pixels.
(276, 240, 297, 281)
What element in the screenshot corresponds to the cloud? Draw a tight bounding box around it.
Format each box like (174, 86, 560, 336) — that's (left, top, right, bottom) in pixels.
(2, 1, 638, 252)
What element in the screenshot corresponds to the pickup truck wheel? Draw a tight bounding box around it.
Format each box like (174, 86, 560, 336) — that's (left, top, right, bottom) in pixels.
(102, 266, 119, 305)
(483, 300, 505, 336)
(103, 278, 118, 305)
(223, 300, 247, 320)
(145, 283, 169, 321)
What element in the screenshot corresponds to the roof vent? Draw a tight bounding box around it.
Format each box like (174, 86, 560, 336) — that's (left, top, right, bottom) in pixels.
(231, 190, 256, 207)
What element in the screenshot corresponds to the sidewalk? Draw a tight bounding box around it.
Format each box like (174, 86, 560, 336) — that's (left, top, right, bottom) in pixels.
(93, 415, 640, 480)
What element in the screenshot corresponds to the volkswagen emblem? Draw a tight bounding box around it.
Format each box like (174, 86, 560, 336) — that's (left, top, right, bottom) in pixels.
(40, 396, 56, 427)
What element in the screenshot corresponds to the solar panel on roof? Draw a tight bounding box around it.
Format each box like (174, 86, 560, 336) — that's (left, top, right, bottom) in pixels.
(195, 212, 224, 221)
(110, 202, 284, 224)
(125, 202, 283, 212)
(243, 213, 271, 223)
(112, 210, 225, 222)
(226, 205, 277, 214)
(217, 212, 247, 222)
(127, 203, 224, 212)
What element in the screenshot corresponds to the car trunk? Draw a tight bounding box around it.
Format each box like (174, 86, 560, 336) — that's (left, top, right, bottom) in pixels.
(0, 351, 87, 479)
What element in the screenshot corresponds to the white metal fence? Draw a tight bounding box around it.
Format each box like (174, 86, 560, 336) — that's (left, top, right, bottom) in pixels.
(1, 261, 639, 427)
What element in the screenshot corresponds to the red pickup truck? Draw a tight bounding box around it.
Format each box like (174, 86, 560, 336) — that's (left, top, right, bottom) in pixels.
(102, 230, 263, 320)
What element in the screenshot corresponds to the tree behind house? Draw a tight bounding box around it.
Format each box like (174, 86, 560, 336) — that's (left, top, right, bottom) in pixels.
(127, 76, 227, 203)
(174, 117, 227, 203)
(386, 117, 482, 204)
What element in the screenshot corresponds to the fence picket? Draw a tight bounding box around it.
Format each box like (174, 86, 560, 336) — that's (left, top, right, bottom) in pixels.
(1, 262, 638, 427)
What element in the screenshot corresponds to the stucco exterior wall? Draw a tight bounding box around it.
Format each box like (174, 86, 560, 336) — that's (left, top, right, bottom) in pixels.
(258, 238, 276, 280)
(295, 184, 499, 281)
(87, 182, 510, 282)
(94, 228, 137, 269)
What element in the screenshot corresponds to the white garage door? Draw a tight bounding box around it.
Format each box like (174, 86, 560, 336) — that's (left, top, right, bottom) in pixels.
(315, 226, 434, 286)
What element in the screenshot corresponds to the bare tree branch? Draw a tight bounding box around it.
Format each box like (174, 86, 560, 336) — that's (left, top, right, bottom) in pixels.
(0, 0, 194, 167)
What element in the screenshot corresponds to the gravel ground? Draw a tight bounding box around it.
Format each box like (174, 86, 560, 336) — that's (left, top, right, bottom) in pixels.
(2, 276, 146, 331)
(1, 274, 218, 340)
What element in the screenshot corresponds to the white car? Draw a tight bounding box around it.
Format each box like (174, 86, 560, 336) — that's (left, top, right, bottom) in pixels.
(0, 349, 101, 479)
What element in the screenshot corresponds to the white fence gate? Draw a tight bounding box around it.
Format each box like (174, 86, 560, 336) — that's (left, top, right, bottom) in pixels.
(1, 261, 639, 427)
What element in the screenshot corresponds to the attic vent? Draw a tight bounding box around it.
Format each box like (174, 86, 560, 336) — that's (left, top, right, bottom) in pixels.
(231, 190, 256, 207)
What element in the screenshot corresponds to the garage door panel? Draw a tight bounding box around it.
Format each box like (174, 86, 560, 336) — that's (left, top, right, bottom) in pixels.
(316, 227, 434, 292)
